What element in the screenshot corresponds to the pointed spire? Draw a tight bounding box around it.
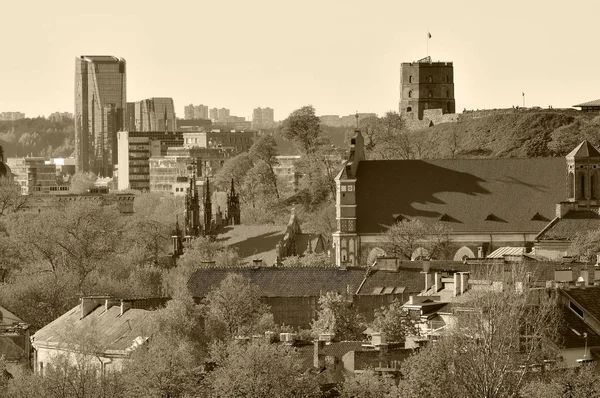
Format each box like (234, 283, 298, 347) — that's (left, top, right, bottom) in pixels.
(566, 140, 600, 159)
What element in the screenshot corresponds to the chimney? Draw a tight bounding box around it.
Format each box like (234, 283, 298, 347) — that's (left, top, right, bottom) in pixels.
(581, 269, 590, 286)
(80, 297, 106, 319)
(313, 340, 326, 369)
(423, 271, 433, 291)
(372, 332, 387, 346)
(453, 273, 460, 297)
(460, 272, 469, 294)
(252, 259, 263, 267)
(554, 269, 573, 283)
(120, 299, 132, 316)
(434, 272, 442, 293)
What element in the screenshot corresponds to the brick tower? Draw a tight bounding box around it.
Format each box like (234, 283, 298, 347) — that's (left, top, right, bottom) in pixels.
(399, 56, 455, 120)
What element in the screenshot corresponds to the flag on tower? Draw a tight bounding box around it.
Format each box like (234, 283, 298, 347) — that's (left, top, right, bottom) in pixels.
(428, 32, 432, 38)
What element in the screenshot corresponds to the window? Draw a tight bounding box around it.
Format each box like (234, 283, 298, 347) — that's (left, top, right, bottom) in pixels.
(570, 301, 584, 318)
(341, 185, 347, 192)
(428, 92, 433, 98)
(408, 90, 413, 98)
(409, 75, 413, 83)
(347, 185, 354, 192)
(427, 76, 433, 83)
(581, 173, 586, 199)
(407, 106, 412, 112)
(445, 75, 449, 83)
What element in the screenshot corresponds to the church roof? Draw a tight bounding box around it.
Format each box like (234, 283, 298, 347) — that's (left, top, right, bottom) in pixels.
(536, 210, 600, 241)
(355, 158, 566, 234)
(214, 224, 288, 266)
(566, 140, 600, 159)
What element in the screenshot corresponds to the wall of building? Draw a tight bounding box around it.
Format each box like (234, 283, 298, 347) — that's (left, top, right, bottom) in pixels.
(399, 61, 455, 120)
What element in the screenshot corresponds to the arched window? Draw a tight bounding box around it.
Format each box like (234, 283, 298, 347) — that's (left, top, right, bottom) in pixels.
(592, 172, 596, 199)
(581, 173, 586, 199)
(408, 90, 413, 98)
(445, 75, 449, 83)
(407, 106, 412, 112)
(453, 246, 475, 261)
(446, 90, 450, 98)
(409, 75, 413, 83)
(427, 76, 433, 83)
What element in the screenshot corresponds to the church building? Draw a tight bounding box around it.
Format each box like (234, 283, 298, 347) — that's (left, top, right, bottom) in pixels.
(333, 130, 600, 267)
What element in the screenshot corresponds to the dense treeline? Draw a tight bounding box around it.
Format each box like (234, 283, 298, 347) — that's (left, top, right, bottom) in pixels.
(0, 117, 74, 158)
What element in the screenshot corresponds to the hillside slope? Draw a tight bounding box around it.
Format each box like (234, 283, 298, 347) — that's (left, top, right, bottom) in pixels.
(409, 110, 600, 159)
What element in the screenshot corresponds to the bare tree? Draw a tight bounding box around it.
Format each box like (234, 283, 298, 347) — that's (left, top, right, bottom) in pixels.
(383, 219, 451, 260)
(397, 269, 561, 398)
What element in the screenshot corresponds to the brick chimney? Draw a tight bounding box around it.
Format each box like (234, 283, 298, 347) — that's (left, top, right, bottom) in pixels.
(313, 340, 326, 369)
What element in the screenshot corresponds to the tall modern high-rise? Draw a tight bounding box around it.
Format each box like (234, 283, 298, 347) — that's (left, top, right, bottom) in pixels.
(134, 97, 176, 132)
(75, 55, 126, 177)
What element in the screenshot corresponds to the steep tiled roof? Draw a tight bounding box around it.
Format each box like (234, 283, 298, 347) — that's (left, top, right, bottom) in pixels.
(187, 266, 432, 298)
(187, 267, 367, 298)
(537, 211, 600, 241)
(560, 307, 600, 349)
(562, 286, 600, 324)
(33, 305, 154, 354)
(358, 267, 426, 295)
(573, 99, 600, 108)
(355, 158, 566, 234)
(566, 140, 600, 159)
(295, 234, 322, 255)
(214, 225, 287, 266)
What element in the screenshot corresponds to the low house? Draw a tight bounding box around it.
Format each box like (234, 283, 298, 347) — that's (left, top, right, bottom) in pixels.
(32, 297, 167, 375)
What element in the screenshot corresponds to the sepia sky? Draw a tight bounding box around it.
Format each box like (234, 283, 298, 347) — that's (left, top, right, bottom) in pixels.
(1, 0, 599, 120)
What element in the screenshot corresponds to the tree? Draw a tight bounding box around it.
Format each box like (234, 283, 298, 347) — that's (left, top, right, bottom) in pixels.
(242, 160, 279, 207)
(69, 171, 96, 194)
(214, 152, 254, 202)
(4, 201, 125, 293)
(371, 299, 419, 343)
(570, 229, 600, 262)
(311, 292, 365, 341)
(202, 273, 271, 341)
(281, 105, 321, 155)
(359, 112, 413, 160)
(205, 341, 319, 398)
(249, 135, 279, 198)
(521, 364, 600, 398)
(397, 276, 561, 398)
(383, 219, 451, 260)
(0, 177, 28, 216)
(121, 296, 206, 398)
(338, 370, 398, 398)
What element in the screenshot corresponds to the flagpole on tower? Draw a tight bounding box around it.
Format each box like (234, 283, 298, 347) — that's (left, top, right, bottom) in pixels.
(427, 31, 432, 57)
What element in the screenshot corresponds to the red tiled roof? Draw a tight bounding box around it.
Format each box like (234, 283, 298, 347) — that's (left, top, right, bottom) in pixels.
(537, 211, 600, 241)
(561, 286, 600, 325)
(33, 305, 154, 354)
(560, 307, 600, 349)
(188, 267, 367, 298)
(355, 158, 566, 234)
(214, 225, 287, 266)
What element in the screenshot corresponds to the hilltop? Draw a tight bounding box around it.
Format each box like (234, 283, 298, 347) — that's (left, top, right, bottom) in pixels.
(407, 109, 600, 159)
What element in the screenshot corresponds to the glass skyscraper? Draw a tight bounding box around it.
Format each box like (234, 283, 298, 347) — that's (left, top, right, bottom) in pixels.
(75, 55, 126, 177)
